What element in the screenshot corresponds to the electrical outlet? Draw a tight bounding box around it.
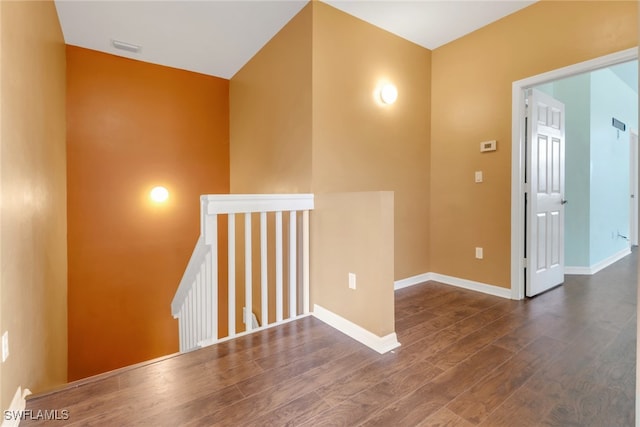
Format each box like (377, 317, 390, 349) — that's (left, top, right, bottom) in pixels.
(348, 273, 356, 290)
(2, 331, 8, 363)
(475, 247, 483, 259)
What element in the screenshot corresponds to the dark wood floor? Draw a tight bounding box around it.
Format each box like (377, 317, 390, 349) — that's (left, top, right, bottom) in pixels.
(24, 253, 636, 426)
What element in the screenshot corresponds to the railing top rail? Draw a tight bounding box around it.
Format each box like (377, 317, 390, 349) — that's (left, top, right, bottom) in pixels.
(201, 194, 314, 215)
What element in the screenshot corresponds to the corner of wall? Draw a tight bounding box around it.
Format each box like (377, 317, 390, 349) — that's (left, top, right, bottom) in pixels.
(229, 3, 313, 194)
(310, 191, 395, 339)
(1, 0, 67, 409)
(311, 2, 431, 280)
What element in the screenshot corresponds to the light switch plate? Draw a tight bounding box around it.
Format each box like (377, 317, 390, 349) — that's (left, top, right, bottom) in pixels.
(348, 273, 356, 290)
(2, 331, 8, 363)
(475, 171, 483, 183)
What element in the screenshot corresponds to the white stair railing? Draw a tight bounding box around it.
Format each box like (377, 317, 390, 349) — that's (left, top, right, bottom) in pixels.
(171, 194, 314, 352)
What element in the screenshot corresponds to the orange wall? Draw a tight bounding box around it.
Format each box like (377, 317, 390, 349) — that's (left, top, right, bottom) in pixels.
(312, 2, 431, 281)
(1, 0, 67, 407)
(431, 0, 638, 288)
(67, 46, 229, 380)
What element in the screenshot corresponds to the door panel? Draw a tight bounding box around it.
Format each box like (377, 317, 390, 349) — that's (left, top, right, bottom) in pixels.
(526, 89, 566, 297)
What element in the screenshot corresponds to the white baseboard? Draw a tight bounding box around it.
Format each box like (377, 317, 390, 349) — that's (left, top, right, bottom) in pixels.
(312, 304, 401, 354)
(393, 272, 434, 290)
(394, 272, 511, 299)
(430, 273, 512, 299)
(1, 387, 31, 427)
(566, 247, 631, 276)
(564, 266, 592, 275)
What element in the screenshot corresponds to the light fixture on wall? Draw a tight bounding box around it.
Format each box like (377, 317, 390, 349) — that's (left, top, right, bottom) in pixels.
(379, 83, 398, 105)
(150, 186, 169, 203)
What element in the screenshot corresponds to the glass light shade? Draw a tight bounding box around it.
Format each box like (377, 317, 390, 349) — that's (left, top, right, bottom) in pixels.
(380, 83, 398, 104)
(150, 186, 169, 203)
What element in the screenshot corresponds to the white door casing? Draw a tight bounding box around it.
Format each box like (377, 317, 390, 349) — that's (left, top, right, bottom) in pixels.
(509, 54, 639, 422)
(511, 48, 638, 301)
(526, 89, 566, 297)
(630, 130, 638, 246)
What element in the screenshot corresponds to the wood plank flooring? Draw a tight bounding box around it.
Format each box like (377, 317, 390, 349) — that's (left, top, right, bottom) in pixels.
(23, 253, 636, 426)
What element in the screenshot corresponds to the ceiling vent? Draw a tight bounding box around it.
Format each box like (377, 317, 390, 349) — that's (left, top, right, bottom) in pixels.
(111, 39, 141, 53)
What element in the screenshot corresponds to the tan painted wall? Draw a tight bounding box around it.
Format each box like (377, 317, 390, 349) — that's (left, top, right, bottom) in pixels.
(0, 0, 4, 408)
(0, 0, 67, 408)
(229, 4, 312, 332)
(230, 2, 430, 339)
(229, 3, 312, 194)
(311, 2, 431, 281)
(311, 192, 395, 336)
(431, 0, 638, 288)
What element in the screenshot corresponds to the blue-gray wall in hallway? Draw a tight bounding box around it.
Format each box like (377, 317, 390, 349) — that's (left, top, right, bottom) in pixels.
(535, 62, 637, 268)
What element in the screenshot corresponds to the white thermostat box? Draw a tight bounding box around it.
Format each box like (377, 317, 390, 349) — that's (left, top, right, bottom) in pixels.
(480, 140, 497, 152)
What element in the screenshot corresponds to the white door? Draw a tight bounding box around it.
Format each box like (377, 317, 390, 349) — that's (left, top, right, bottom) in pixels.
(630, 130, 638, 246)
(526, 89, 566, 297)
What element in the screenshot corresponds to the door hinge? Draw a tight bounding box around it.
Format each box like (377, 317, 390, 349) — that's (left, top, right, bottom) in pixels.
(523, 257, 528, 266)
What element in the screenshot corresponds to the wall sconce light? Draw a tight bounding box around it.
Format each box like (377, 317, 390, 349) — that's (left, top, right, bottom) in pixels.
(150, 186, 169, 203)
(380, 83, 398, 105)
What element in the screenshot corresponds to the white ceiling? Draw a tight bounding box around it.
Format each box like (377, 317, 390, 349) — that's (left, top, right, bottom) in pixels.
(54, 0, 537, 79)
(324, 1, 536, 51)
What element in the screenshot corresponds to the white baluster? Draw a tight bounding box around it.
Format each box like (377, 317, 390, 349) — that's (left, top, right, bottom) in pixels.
(228, 214, 236, 336)
(190, 288, 196, 347)
(275, 211, 283, 322)
(184, 301, 188, 350)
(179, 309, 185, 352)
(210, 215, 218, 341)
(199, 263, 206, 342)
(204, 252, 211, 341)
(187, 288, 193, 349)
(197, 271, 203, 343)
(245, 213, 252, 332)
(289, 211, 297, 318)
(303, 210, 310, 315)
(184, 291, 189, 349)
(260, 212, 268, 327)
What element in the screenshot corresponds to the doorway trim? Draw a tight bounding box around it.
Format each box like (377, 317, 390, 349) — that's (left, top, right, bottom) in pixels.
(510, 47, 638, 300)
(630, 129, 638, 246)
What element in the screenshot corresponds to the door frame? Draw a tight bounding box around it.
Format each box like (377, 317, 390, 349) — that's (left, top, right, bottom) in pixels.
(510, 47, 638, 300)
(630, 129, 638, 246)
